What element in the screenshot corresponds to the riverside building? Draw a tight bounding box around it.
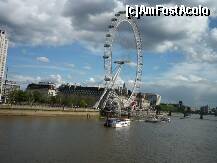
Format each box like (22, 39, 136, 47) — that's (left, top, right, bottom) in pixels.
(58, 84, 104, 98)
(0, 30, 8, 101)
(27, 82, 57, 97)
(58, 83, 130, 99)
(3, 80, 20, 102)
(135, 93, 161, 109)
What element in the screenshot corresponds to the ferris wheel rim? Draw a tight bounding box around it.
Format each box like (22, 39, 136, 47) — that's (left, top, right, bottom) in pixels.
(103, 11, 143, 104)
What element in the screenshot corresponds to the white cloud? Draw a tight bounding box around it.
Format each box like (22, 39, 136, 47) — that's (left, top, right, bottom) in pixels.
(0, 0, 74, 46)
(64, 63, 75, 68)
(1, 0, 217, 66)
(188, 74, 204, 82)
(36, 57, 49, 63)
(141, 61, 217, 107)
(89, 77, 95, 83)
(155, 41, 177, 53)
(9, 74, 65, 87)
(162, 62, 217, 82)
(173, 75, 189, 81)
(127, 62, 137, 68)
(210, 28, 217, 41)
(83, 66, 91, 70)
(141, 80, 217, 107)
(115, 76, 124, 86)
(10, 74, 41, 84)
(84, 75, 105, 86)
(43, 74, 64, 86)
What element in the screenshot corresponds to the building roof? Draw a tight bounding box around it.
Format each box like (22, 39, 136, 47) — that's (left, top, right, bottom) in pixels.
(27, 83, 55, 90)
(58, 84, 105, 91)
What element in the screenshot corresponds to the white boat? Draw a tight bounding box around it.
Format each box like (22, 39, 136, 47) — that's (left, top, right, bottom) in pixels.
(145, 116, 171, 123)
(145, 117, 159, 123)
(104, 118, 130, 128)
(160, 117, 171, 122)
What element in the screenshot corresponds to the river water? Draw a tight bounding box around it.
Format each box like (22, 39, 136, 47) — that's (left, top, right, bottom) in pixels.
(0, 114, 216, 163)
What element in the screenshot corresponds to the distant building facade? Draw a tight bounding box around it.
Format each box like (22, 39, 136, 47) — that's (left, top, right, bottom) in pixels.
(3, 81, 20, 102)
(144, 93, 161, 106)
(133, 93, 161, 109)
(114, 84, 131, 97)
(58, 84, 161, 109)
(58, 84, 104, 97)
(27, 82, 57, 96)
(200, 105, 209, 114)
(135, 93, 150, 109)
(58, 83, 131, 97)
(178, 101, 183, 109)
(0, 30, 8, 101)
(58, 83, 132, 108)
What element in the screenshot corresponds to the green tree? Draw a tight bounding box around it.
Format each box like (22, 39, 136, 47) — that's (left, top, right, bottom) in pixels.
(49, 96, 57, 105)
(15, 90, 27, 103)
(79, 99, 87, 108)
(32, 91, 42, 103)
(62, 97, 73, 107)
(26, 91, 34, 105)
(8, 90, 18, 104)
(157, 103, 179, 112)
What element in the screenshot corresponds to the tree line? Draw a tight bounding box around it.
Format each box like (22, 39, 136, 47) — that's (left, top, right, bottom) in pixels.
(7, 90, 97, 108)
(155, 103, 191, 113)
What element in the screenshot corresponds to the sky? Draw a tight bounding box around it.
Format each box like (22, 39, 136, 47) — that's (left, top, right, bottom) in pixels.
(0, 0, 217, 107)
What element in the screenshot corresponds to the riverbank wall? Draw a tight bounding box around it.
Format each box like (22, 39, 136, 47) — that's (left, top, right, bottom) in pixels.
(0, 105, 100, 118)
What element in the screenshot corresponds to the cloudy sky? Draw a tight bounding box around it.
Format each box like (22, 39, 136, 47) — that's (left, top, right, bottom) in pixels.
(0, 0, 217, 107)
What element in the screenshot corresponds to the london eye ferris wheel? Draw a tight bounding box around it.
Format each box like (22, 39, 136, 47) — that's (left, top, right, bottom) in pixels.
(94, 11, 143, 116)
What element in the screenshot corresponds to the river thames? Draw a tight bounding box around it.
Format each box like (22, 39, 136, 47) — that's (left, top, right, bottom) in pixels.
(0, 114, 216, 163)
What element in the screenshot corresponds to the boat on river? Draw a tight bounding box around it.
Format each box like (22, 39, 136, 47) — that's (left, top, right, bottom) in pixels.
(145, 116, 171, 123)
(160, 117, 171, 122)
(104, 118, 130, 128)
(145, 117, 159, 123)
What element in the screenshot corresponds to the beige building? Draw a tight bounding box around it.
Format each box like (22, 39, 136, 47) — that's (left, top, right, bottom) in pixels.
(0, 30, 8, 101)
(135, 93, 150, 109)
(27, 82, 57, 97)
(144, 93, 161, 106)
(134, 93, 161, 109)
